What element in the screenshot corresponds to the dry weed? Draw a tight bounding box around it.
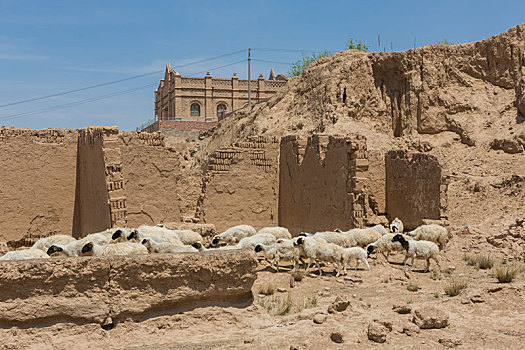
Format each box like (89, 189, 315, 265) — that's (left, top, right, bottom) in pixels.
(493, 265, 519, 283)
(444, 279, 468, 296)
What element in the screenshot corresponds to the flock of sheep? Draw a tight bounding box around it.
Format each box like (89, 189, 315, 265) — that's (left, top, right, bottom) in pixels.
(0, 219, 449, 277)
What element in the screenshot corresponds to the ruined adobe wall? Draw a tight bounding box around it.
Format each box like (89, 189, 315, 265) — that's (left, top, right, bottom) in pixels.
(72, 127, 120, 237)
(119, 132, 184, 227)
(0, 127, 77, 243)
(385, 150, 448, 230)
(0, 250, 257, 327)
(278, 134, 369, 234)
(198, 136, 280, 232)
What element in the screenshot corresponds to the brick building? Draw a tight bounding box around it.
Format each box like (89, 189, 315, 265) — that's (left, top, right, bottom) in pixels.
(143, 64, 287, 138)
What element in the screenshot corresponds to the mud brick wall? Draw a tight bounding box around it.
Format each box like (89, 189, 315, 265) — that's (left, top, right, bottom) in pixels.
(0, 250, 257, 327)
(198, 136, 280, 232)
(278, 134, 369, 235)
(0, 127, 77, 243)
(73, 127, 125, 237)
(385, 150, 448, 230)
(120, 131, 184, 227)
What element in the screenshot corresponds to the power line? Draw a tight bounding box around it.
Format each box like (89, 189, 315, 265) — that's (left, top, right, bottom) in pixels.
(0, 49, 245, 109)
(252, 47, 339, 53)
(186, 59, 247, 77)
(252, 59, 292, 65)
(0, 58, 247, 122)
(0, 83, 157, 123)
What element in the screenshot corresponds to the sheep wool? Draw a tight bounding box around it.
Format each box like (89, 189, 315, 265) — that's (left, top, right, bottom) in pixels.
(256, 227, 292, 239)
(392, 234, 441, 272)
(0, 248, 50, 261)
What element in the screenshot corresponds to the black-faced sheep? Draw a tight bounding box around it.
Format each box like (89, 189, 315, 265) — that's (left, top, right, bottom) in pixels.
(392, 234, 441, 272)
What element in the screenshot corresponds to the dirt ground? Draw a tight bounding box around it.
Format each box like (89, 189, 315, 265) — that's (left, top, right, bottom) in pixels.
(2, 230, 524, 350)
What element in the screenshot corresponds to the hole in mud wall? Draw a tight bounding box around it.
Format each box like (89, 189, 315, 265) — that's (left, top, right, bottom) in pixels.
(342, 87, 347, 105)
(385, 150, 444, 230)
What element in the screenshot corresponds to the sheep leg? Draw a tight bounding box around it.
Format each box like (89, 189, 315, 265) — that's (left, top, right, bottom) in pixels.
(363, 258, 370, 271)
(425, 258, 430, 272)
(316, 261, 322, 276)
(342, 259, 347, 275)
(410, 256, 415, 271)
(434, 256, 442, 272)
(382, 251, 389, 262)
(355, 259, 360, 271)
(335, 261, 342, 277)
(403, 255, 408, 268)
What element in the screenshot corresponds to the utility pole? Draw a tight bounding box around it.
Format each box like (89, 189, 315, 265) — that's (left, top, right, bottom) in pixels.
(248, 48, 251, 108)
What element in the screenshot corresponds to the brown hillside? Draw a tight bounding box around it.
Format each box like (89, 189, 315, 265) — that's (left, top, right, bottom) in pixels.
(197, 23, 525, 256)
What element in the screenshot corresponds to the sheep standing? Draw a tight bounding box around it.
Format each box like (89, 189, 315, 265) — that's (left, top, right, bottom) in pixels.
(314, 231, 352, 247)
(254, 239, 300, 272)
(340, 247, 370, 273)
(406, 224, 449, 251)
(211, 225, 256, 246)
(81, 241, 148, 257)
(237, 233, 276, 250)
(256, 227, 292, 240)
(389, 218, 404, 233)
(366, 233, 414, 262)
(141, 239, 198, 253)
(340, 228, 382, 248)
(293, 236, 343, 277)
(391, 234, 441, 272)
(0, 248, 50, 261)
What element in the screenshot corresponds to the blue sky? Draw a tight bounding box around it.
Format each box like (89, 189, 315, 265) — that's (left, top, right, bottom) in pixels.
(0, 0, 523, 131)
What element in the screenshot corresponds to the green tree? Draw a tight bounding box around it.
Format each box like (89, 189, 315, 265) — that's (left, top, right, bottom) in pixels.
(287, 50, 332, 77)
(437, 38, 454, 45)
(347, 38, 369, 52)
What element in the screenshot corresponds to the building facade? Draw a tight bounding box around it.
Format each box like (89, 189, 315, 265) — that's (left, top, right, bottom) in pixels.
(152, 64, 287, 124)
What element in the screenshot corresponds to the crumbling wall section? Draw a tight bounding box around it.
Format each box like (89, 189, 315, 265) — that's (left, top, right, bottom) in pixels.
(278, 134, 369, 234)
(73, 127, 125, 238)
(198, 136, 280, 232)
(0, 250, 257, 327)
(0, 127, 77, 243)
(385, 150, 448, 230)
(120, 131, 183, 227)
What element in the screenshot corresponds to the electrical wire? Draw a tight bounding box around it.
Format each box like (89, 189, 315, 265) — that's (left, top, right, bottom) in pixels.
(0, 59, 247, 122)
(0, 49, 245, 109)
(251, 59, 292, 65)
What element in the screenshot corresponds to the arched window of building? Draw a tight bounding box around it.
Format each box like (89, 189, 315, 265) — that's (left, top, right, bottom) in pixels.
(217, 104, 227, 119)
(190, 103, 200, 117)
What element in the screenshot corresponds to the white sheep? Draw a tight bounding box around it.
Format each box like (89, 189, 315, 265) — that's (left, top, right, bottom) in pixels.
(236, 233, 276, 250)
(370, 224, 388, 235)
(81, 241, 148, 257)
(0, 248, 50, 261)
(211, 225, 256, 246)
(256, 227, 292, 239)
(340, 228, 382, 248)
(254, 239, 300, 271)
(366, 233, 414, 262)
(406, 224, 449, 251)
(141, 238, 198, 253)
(313, 231, 352, 247)
(293, 236, 343, 277)
(340, 247, 370, 273)
(31, 234, 76, 252)
(171, 229, 203, 245)
(191, 242, 240, 252)
(47, 230, 124, 258)
(126, 229, 183, 245)
(136, 225, 189, 244)
(391, 234, 441, 272)
(389, 218, 404, 233)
